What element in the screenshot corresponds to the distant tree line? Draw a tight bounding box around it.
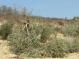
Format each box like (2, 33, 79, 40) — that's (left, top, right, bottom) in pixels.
(0, 5, 30, 20)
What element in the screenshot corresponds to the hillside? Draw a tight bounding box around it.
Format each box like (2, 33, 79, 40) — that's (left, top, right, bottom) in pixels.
(0, 5, 79, 59)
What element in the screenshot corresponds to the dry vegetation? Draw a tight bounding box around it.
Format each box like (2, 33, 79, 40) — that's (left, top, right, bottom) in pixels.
(0, 5, 79, 59)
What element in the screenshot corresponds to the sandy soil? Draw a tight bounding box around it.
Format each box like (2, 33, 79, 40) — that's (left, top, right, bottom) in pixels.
(0, 39, 17, 59)
(0, 39, 79, 59)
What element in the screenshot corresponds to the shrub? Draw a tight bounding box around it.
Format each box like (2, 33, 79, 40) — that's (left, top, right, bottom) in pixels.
(58, 21, 64, 26)
(0, 21, 13, 39)
(33, 24, 54, 43)
(8, 23, 78, 58)
(40, 25, 53, 43)
(72, 16, 79, 21)
(8, 27, 41, 55)
(33, 23, 43, 35)
(20, 47, 47, 58)
(45, 39, 68, 58)
(68, 37, 79, 53)
(64, 24, 79, 36)
(7, 24, 54, 57)
(8, 29, 27, 54)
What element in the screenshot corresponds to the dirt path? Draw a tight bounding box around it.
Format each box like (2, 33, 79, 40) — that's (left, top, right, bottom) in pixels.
(0, 39, 79, 59)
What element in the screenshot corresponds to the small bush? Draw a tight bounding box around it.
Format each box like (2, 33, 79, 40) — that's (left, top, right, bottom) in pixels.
(45, 39, 68, 58)
(21, 47, 47, 58)
(8, 29, 27, 54)
(68, 37, 79, 53)
(72, 16, 79, 21)
(0, 21, 13, 39)
(33, 24, 43, 35)
(33, 24, 54, 43)
(8, 27, 41, 55)
(40, 25, 53, 43)
(58, 21, 64, 26)
(64, 24, 79, 36)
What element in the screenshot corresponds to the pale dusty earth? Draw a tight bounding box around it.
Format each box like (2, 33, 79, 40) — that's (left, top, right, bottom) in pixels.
(0, 39, 79, 59)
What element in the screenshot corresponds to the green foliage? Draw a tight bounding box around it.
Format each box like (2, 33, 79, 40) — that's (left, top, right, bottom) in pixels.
(7, 24, 55, 57)
(0, 5, 30, 19)
(72, 16, 79, 21)
(33, 23, 53, 43)
(46, 39, 68, 58)
(64, 24, 79, 36)
(33, 24, 43, 35)
(0, 21, 13, 39)
(7, 22, 79, 58)
(8, 29, 27, 54)
(0, 5, 8, 15)
(8, 27, 41, 55)
(21, 47, 47, 58)
(68, 37, 79, 53)
(40, 25, 53, 43)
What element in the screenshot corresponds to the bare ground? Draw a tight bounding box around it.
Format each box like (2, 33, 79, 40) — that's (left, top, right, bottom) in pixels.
(0, 39, 17, 59)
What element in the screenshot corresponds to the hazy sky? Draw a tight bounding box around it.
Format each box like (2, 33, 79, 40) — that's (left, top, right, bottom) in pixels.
(0, 0, 79, 19)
